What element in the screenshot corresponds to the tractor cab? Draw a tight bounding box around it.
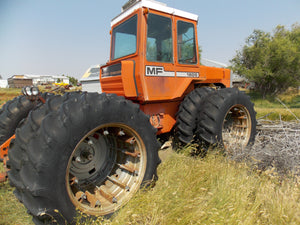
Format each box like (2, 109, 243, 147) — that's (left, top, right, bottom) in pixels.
(100, 0, 231, 102)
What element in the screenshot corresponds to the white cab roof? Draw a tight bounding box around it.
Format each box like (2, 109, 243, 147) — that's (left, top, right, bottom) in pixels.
(111, 0, 198, 27)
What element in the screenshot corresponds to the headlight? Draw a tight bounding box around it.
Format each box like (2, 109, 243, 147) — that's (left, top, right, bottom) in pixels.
(31, 86, 40, 96)
(25, 86, 32, 96)
(21, 87, 27, 96)
(22, 86, 40, 96)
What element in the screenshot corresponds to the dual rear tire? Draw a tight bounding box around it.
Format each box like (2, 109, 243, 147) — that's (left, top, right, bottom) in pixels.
(176, 88, 256, 151)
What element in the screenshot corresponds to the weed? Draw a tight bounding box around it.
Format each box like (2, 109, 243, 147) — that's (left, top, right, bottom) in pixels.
(0, 177, 33, 225)
(0, 88, 21, 106)
(248, 89, 300, 121)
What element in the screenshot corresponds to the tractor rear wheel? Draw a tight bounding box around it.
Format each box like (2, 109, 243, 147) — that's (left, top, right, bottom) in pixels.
(8, 93, 160, 225)
(197, 88, 256, 150)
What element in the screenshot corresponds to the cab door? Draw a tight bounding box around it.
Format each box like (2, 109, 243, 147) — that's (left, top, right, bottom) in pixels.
(142, 11, 176, 101)
(173, 18, 206, 95)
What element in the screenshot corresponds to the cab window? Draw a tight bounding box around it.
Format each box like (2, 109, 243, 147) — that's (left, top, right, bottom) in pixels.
(111, 15, 137, 60)
(146, 14, 173, 63)
(177, 21, 197, 64)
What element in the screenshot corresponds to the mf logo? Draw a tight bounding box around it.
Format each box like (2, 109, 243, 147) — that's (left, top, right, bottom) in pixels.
(146, 66, 163, 76)
(145, 66, 175, 77)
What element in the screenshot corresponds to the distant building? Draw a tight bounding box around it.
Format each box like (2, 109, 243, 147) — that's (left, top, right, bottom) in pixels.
(8, 74, 69, 88)
(8, 75, 33, 88)
(0, 80, 8, 88)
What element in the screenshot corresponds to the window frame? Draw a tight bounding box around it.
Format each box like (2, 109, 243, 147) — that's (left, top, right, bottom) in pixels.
(110, 14, 138, 61)
(176, 20, 197, 65)
(146, 13, 174, 63)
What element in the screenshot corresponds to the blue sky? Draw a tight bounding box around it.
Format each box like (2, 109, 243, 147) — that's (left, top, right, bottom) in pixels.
(0, 0, 299, 79)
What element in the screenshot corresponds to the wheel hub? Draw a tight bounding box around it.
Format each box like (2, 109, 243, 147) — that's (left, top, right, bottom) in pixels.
(70, 135, 116, 187)
(222, 104, 252, 150)
(66, 124, 147, 216)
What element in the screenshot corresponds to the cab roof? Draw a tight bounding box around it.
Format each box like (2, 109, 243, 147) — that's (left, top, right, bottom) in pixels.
(111, 0, 198, 27)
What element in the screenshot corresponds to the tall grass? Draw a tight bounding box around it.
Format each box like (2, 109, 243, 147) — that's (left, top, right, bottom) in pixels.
(99, 151, 300, 225)
(0, 164, 33, 225)
(0, 181, 33, 225)
(0, 88, 21, 105)
(248, 89, 300, 120)
(2, 147, 300, 225)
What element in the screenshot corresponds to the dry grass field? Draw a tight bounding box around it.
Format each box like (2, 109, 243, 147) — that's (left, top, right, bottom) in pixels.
(0, 88, 299, 224)
(0, 88, 22, 106)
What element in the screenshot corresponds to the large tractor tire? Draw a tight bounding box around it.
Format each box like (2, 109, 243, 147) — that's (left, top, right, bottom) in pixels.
(7, 92, 82, 172)
(197, 88, 256, 150)
(8, 93, 160, 225)
(175, 87, 213, 144)
(0, 93, 53, 146)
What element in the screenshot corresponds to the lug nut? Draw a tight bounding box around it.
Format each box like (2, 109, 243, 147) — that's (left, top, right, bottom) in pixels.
(118, 130, 125, 136)
(75, 156, 81, 163)
(112, 197, 118, 203)
(95, 200, 101, 207)
(87, 154, 93, 160)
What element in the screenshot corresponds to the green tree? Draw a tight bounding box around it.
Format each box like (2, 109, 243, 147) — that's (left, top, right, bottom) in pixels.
(67, 76, 78, 86)
(230, 24, 300, 97)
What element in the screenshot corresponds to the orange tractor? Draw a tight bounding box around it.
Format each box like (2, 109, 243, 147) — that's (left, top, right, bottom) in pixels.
(1, 0, 256, 224)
